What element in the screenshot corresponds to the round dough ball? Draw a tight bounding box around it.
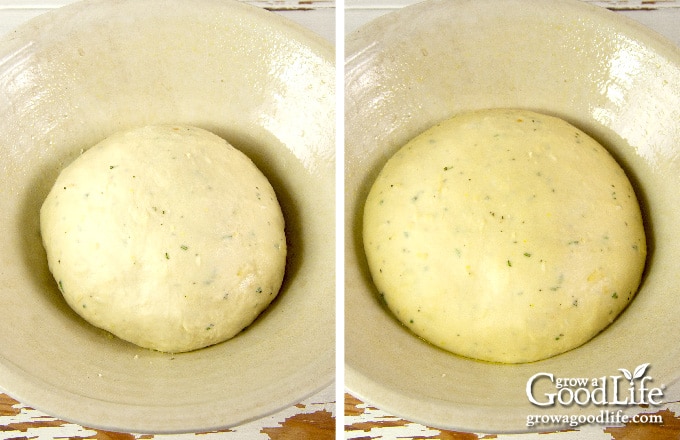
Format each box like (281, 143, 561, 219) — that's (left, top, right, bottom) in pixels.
(363, 109, 647, 363)
(40, 125, 287, 353)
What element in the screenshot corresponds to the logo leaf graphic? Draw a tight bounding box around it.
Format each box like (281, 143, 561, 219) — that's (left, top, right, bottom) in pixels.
(618, 368, 633, 381)
(633, 363, 650, 380)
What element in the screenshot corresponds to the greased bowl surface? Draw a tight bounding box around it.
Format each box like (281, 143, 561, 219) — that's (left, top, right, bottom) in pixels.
(0, 0, 334, 433)
(345, 0, 680, 432)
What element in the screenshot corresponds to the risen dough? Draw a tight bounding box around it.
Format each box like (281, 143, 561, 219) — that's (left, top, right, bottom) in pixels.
(363, 109, 646, 363)
(41, 125, 286, 353)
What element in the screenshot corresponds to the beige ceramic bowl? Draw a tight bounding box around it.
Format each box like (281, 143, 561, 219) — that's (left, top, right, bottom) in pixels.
(346, 0, 680, 433)
(0, 0, 334, 433)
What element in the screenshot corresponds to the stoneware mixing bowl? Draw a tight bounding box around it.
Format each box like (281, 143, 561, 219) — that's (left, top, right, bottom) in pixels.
(346, 0, 680, 432)
(0, 0, 334, 433)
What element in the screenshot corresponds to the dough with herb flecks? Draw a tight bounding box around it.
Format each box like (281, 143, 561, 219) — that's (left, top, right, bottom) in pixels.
(40, 125, 286, 352)
(363, 109, 646, 363)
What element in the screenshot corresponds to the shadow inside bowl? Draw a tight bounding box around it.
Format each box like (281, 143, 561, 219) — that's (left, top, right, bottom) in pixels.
(18, 145, 99, 332)
(351, 151, 392, 313)
(580, 122, 657, 292)
(203, 126, 306, 335)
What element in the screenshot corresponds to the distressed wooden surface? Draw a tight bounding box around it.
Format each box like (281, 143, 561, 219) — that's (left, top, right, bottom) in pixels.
(0, 385, 335, 439)
(345, 393, 680, 440)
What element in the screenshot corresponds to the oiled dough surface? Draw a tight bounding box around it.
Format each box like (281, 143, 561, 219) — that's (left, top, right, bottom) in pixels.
(363, 109, 646, 363)
(41, 125, 286, 353)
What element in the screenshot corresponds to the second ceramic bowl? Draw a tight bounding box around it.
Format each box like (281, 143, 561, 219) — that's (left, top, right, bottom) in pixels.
(346, 0, 680, 432)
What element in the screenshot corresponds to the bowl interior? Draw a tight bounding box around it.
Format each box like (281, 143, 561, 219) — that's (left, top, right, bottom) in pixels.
(0, 0, 334, 433)
(345, 0, 680, 432)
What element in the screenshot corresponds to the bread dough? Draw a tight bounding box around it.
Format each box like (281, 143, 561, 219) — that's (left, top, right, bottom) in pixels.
(363, 109, 646, 363)
(40, 125, 286, 353)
